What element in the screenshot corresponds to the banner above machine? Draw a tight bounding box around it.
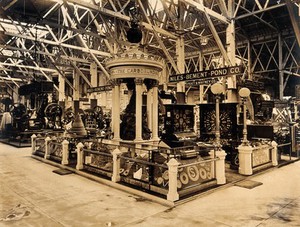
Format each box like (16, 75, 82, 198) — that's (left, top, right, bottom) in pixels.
(169, 66, 243, 83)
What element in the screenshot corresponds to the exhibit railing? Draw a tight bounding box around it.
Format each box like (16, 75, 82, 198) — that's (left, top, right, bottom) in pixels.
(32, 136, 223, 202)
(176, 157, 217, 197)
(82, 147, 114, 178)
(48, 140, 63, 163)
(33, 135, 46, 157)
(251, 144, 273, 168)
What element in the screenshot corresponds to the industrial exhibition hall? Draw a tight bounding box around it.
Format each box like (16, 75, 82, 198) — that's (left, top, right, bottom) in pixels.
(0, 0, 300, 226)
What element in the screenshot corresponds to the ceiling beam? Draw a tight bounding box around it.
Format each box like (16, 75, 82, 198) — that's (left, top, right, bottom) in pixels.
(203, 10, 231, 65)
(182, 0, 229, 23)
(2, 0, 18, 11)
(137, 0, 178, 74)
(237, 5, 278, 31)
(3, 31, 111, 57)
(66, 0, 178, 39)
(0, 44, 90, 64)
(61, 4, 111, 80)
(0, 62, 57, 72)
(217, 0, 229, 18)
(235, 3, 285, 20)
(285, 0, 300, 47)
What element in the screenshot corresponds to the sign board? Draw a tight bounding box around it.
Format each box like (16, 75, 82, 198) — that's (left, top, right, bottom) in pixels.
(185, 78, 218, 86)
(87, 85, 112, 93)
(238, 79, 264, 91)
(169, 66, 243, 83)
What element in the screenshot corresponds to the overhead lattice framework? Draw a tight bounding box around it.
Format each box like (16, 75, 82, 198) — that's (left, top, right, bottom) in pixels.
(0, 0, 299, 99)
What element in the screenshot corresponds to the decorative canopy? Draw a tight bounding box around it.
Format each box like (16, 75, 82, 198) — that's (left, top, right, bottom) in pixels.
(106, 47, 164, 81)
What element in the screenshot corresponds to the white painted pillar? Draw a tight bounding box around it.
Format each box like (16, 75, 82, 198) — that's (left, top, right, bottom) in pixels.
(112, 148, 122, 182)
(31, 134, 37, 154)
(44, 136, 51, 159)
(76, 142, 84, 170)
(271, 141, 278, 166)
(111, 79, 120, 141)
(215, 149, 227, 184)
(135, 78, 143, 141)
(238, 144, 253, 175)
(147, 88, 153, 131)
(167, 158, 179, 202)
(61, 139, 69, 165)
(152, 82, 159, 141)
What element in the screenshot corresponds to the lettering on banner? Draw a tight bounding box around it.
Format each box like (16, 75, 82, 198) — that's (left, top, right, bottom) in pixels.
(87, 85, 112, 93)
(169, 66, 243, 82)
(111, 68, 157, 75)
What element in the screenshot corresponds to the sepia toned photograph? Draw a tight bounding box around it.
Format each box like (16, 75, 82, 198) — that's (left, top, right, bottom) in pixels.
(0, 0, 300, 226)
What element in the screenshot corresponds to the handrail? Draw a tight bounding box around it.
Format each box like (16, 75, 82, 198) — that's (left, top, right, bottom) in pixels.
(83, 148, 113, 157)
(277, 142, 291, 148)
(119, 155, 168, 168)
(179, 157, 219, 168)
(252, 145, 273, 151)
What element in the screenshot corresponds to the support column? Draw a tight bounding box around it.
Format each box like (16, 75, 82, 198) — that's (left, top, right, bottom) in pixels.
(100, 73, 107, 107)
(147, 88, 153, 131)
(198, 52, 205, 103)
(176, 36, 185, 103)
(226, 0, 237, 102)
(73, 69, 80, 115)
(278, 34, 284, 100)
(59, 73, 65, 102)
(152, 82, 159, 141)
(90, 61, 98, 106)
(176, 1, 185, 102)
(111, 79, 120, 141)
(247, 40, 252, 80)
(135, 78, 143, 141)
(13, 85, 19, 103)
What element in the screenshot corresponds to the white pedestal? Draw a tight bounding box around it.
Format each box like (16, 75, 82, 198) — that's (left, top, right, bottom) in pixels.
(238, 144, 253, 175)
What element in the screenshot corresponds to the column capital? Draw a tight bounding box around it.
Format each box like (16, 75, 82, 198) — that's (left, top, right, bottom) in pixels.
(145, 79, 159, 90)
(135, 78, 144, 85)
(151, 80, 159, 88)
(110, 79, 122, 86)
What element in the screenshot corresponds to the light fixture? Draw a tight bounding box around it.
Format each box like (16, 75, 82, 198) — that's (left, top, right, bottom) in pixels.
(239, 87, 251, 145)
(211, 83, 224, 95)
(126, 4, 142, 43)
(210, 82, 225, 151)
(238, 87, 250, 98)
